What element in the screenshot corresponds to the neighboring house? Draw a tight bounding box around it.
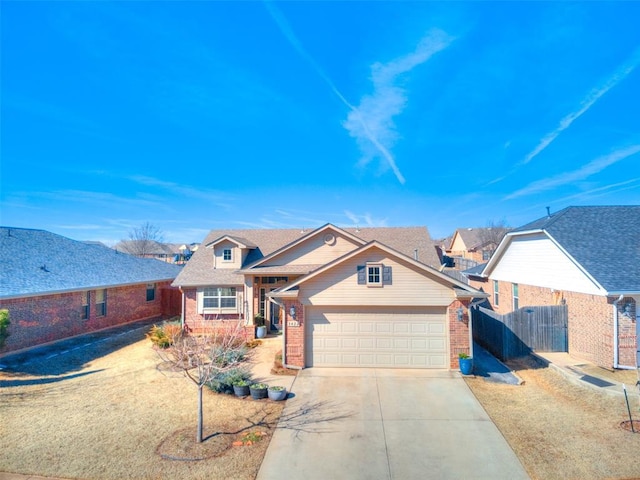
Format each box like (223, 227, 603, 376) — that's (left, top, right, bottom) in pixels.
(114, 240, 197, 264)
(470, 206, 640, 370)
(0, 227, 183, 354)
(447, 227, 505, 268)
(172, 224, 487, 369)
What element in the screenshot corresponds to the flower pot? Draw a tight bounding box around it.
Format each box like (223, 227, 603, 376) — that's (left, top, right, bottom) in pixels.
(233, 384, 250, 397)
(256, 325, 267, 339)
(268, 387, 287, 401)
(459, 357, 473, 375)
(249, 384, 268, 399)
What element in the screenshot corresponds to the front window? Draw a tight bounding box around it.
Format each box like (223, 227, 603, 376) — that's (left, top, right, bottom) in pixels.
(493, 280, 499, 306)
(203, 287, 236, 309)
(512, 283, 519, 310)
(96, 289, 107, 317)
(146, 283, 156, 302)
(81, 291, 90, 320)
(223, 248, 232, 262)
(367, 264, 382, 286)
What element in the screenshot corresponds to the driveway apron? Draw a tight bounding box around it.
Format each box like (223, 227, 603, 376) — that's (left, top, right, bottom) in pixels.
(257, 368, 529, 480)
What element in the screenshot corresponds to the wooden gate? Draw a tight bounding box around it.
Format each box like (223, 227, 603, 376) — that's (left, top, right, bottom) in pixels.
(473, 305, 568, 361)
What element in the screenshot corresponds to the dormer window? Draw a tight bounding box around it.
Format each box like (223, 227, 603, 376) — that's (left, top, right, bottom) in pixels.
(223, 248, 233, 262)
(367, 264, 382, 286)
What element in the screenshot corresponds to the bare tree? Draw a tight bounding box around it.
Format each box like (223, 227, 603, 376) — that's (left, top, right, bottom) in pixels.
(122, 222, 165, 257)
(151, 322, 251, 443)
(477, 219, 511, 258)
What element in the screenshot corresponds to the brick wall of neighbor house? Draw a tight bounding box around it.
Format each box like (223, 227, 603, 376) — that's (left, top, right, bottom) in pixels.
(449, 299, 472, 369)
(182, 288, 254, 339)
(477, 280, 636, 369)
(0, 281, 177, 354)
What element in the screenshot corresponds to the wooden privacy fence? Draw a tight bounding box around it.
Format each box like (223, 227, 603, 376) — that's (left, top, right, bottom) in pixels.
(473, 305, 568, 361)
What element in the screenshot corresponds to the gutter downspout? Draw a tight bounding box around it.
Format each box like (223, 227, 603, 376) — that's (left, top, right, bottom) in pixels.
(613, 294, 623, 369)
(613, 294, 636, 370)
(179, 287, 185, 329)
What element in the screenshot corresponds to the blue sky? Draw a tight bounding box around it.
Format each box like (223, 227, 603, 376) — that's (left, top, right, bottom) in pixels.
(2, 1, 639, 245)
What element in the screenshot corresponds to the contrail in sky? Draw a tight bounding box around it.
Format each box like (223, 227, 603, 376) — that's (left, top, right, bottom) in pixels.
(521, 46, 640, 166)
(263, 1, 452, 184)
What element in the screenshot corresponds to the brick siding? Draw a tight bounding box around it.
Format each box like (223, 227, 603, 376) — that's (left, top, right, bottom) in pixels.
(476, 280, 637, 369)
(449, 300, 472, 369)
(0, 281, 178, 354)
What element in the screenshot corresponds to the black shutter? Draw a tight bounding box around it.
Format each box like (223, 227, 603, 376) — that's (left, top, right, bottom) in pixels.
(357, 265, 366, 284)
(382, 266, 392, 285)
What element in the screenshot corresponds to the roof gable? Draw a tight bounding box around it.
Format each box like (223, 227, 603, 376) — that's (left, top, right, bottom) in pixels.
(206, 235, 258, 249)
(274, 241, 483, 297)
(485, 206, 640, 293)
(173, 224, 442, 287)
(1, 227, 183, 298)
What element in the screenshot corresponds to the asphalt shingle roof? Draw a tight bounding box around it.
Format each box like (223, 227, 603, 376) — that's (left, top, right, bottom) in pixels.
(512, 206, 640, 292)
(0, 227, 183, 298)
(173, 225, 441, 287)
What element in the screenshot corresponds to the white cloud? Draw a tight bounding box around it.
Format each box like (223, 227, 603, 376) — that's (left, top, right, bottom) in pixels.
(264, 1, 453, 185)
(344, 29, 454, 184)
(506, 145, 640, 199)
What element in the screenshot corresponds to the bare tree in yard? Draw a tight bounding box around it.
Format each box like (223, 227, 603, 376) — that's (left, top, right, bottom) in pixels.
(150, 322, 250, 443)
(123, 222, 165, 257)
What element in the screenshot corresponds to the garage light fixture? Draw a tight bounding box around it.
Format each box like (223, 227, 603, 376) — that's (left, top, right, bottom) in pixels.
(290, 305, 296, 319)
(457, 307, 464, 322)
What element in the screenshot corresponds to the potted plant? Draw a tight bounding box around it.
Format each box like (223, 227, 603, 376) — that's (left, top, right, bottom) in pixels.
(458, 352, 473, 375)
(254, 314, 267, 339)
(249, 382, 268, 399)
(232, 379, 251, 397)
(268, 385, 287, 401)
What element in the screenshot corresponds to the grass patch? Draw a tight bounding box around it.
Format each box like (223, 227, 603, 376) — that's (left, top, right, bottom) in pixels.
(0, 337, 284, 480)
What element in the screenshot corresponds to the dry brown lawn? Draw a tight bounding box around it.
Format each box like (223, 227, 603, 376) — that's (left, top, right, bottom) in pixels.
(465, 356, 640, 480)
(0, 331, 285, 480)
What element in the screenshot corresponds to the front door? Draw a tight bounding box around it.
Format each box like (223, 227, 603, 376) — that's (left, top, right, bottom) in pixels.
(269, 290, 281, 332)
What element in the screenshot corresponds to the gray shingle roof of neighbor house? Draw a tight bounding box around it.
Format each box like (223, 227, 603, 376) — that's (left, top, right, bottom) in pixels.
(0, 227, 184, 299)
(510, 205, 640, 292)
(173, 224, 442, 287)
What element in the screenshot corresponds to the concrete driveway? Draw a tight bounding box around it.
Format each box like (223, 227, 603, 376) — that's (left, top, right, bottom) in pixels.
(257, 368, 529, 480)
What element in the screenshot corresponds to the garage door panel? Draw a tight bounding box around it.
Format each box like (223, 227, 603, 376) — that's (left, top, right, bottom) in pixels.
(306, 308, 448, 368)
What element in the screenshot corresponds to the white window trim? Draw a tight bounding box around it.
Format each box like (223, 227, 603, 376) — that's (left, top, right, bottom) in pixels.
(222, 248, 233, 262)
(366, 263, 383, 287)
(197, 287, 238, 314)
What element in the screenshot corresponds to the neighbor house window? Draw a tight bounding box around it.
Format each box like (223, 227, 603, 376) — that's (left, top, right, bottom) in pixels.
(146, 283, 156, 302)
(223, 248, 232, 262)
(81, 291, 90, 320)
(203, 287, 236, 309)
(493, 280, 499, 306)
(512, 283, 519, 310)
(96, 289, 107, 317)
(367, 264, 382, 286)
(482, 250, 491, 261)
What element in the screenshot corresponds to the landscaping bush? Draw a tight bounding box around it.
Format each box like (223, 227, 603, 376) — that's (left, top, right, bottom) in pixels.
(146, 323, 182, 348)
(0, 309, 9, 349)
(207, 368, 252, 394)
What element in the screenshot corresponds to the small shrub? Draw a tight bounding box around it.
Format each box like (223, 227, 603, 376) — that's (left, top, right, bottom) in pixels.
(207, 368, 251, 394)
(213, 344, 247, 367)
(0, 309, 9, 349)
(146, 324, 181, 348)
(250, 383, 268, 390)
(268, 385, 285, 391)
(458, 352, 470, 359)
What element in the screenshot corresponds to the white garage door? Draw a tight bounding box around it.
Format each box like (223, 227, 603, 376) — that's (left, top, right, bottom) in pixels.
(305, 306, 448, 368)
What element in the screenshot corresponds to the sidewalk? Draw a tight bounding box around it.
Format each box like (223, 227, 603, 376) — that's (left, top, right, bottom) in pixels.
(534, 351, 640, 397)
